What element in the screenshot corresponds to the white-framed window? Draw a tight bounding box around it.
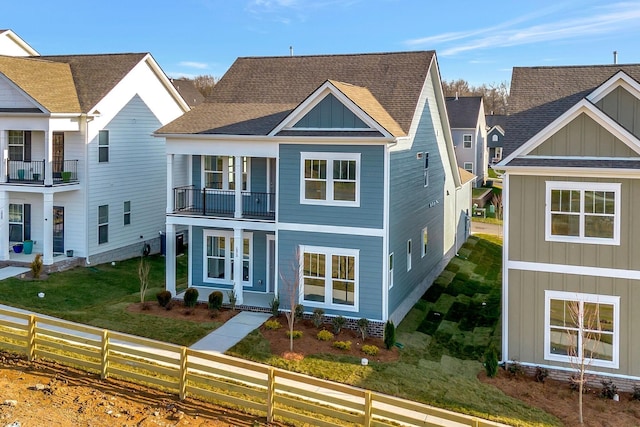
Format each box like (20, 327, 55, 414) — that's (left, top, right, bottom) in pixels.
(300, 245, 358, 311)
(406, 239, 412, 271)
(98, 205, 108, 244)
(203, 230, 252, 284)
(203, 156, 249, 191)
(8, 130, 24, 161)
(300, 152, 360, 206)
(544, 290, 619, 369)
(464, 162, 473, 173)
(492, 134, 499, 142)
(463, 134, 472, 149)
(545, 181, 621, 245)
(388, 252, 394, 289)
(98, 130, 109, 163)
(423, 152, 429, 187)
(123, 201, 131, 226)
(9, 204, 23, 242)
(421, 227, 428, 257)
(494, 147, 503, 160)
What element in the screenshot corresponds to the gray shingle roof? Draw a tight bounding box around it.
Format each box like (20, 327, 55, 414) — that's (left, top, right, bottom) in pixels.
(505, 64, 640, 158)
(445, 96, 483, 129)
(170, 78, 204, 108)
(485, 114, 506, 129)
(157, 51, 434, 135)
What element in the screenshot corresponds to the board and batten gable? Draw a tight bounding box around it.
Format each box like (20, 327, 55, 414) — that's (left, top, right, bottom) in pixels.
(278, 143, 384, 229)
(596, 86, 640, 138)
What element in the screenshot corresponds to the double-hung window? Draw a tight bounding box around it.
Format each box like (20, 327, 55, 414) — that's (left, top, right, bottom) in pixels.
(301, 152, 360, 206)
(204, 230, 251, 284)
(98, 205, 109, 244)
(463, 162, 473, 173)
(123, 201, 131, 225)
(9, 204, 23, 242)
(545, 290, 619, 368)
(203, 156, 249, 190)
(98, 130, 109, 163)
(300, 245, 358, 311)
(545, 181, 620, 245)
(463, 134, 472, 149)
(8, 131, 25, 161)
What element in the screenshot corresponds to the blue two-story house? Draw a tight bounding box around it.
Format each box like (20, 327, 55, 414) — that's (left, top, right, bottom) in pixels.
(156, 51, 471, 328)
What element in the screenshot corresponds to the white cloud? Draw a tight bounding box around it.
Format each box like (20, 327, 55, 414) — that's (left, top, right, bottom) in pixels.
(178, 61, 209, 69)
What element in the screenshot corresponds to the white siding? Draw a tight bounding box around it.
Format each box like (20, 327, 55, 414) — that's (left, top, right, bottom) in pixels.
(0, 78, 38, 109)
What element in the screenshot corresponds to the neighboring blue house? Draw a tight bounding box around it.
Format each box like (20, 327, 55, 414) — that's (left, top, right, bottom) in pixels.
(445, 96, 487, 187)
(486, 114, 506, 165)
(156, 51, 471, 328)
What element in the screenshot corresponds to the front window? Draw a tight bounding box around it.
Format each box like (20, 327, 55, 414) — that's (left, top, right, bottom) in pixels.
(546, 181, 620, 245)
(98, 205, 109, 244)
(545, 291, 619, 368)
(301, 245, 358, 311)
(204, 230, 251, 284)
(8, 131, 24, 161)
(9, 204, 23, 242)
(463, 134, 472, 149)
(98, 130, 109, 163)
(301, 152, 360, 206)
(203, 156, 249, 190)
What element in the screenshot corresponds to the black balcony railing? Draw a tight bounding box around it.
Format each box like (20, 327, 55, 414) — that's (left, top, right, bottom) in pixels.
(174, 186, 275, 220)
(6, 159, 79, 184)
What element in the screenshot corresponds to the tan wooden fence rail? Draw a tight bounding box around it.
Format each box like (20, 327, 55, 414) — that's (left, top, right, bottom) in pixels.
(0, 307, 507, 427)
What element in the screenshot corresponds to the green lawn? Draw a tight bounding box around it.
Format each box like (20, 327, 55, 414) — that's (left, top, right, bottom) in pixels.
(0, 255, 220, 346)
(229, 235, 561, 427)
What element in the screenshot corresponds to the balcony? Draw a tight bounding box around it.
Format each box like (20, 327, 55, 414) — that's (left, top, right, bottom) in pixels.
(6, 160, 79, 185)
(174, 186, 275, 220)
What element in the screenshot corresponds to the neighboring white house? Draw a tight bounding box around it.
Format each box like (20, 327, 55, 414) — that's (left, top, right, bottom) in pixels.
(0, 31, 189, 267)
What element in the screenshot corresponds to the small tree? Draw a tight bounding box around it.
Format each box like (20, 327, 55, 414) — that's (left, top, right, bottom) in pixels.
(357, 318, 369, 341)
(138, 256, 150, 307)
(384, 320, 396, 350)
(280, 249, 302, 352)
(30, 253, 43, 279)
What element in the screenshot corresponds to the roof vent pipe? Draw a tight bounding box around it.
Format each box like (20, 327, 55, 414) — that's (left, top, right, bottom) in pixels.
(613, 50, 618, 64)
(455, 91, 458, 100)
(290, 46, 293, 57)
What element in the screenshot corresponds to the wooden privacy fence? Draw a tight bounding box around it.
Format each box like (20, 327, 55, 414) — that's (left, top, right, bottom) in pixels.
(0, 307, 506, 427)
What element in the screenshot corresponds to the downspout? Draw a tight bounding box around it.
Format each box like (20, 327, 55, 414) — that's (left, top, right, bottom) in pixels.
(83, 114, 94, 264)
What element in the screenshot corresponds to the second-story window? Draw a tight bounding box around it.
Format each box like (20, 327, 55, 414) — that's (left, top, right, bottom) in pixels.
(123, 201, 131, 225)
(300, 152, 360, 206)
(203, 156, 249, 190)
(423, 152, 429, 187)
(98, 205, 109, 244)
(463, 134, 472, 149)
(8, 131, 25, 161)
(98, 130, 109, 163)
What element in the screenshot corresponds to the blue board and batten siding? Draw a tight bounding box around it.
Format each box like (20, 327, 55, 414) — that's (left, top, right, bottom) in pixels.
(387, 78, 447, 316)
(278, 144, 384, 228)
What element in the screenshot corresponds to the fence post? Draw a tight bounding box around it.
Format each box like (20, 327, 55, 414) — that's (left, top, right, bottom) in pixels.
(364, 390, 372, 427)
(101, 330, 109, 379)
(27, 315, 36, 361)
(179, 347, 187, 400)
(267, 367, 275, 423)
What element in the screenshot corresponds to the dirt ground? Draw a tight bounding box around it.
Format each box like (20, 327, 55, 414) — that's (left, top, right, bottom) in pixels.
(4, 303, 640, 426)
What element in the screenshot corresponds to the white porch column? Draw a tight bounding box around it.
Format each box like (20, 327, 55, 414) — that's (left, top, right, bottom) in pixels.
(43, 193, 54, 265)
(0, 191, 9, 261)
(44, 130, 53, 186)
(233, 227, 244, 305)
(234, 155, 242, 218)
(165, 223, 176, 296)
(166, 154, 174, 214)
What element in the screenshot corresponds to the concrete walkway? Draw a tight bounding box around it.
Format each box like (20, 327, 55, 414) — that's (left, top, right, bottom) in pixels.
(0, 266, 30, 280)
(190, 311, 271, 353)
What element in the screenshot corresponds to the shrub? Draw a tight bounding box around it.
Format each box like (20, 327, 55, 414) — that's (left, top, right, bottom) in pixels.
(600, 379, 618, 399)
(484, 347, 498, 378)
(507, 361, 524, 377)
(269, 297, 280, 317)
(286, 330, 303, 339)
(30, 253, 43, 279)
(183, 288, 199, 308)
(534, 366, 549, 383)
(333, 341, 352, 351)
(632, 385, 640, 401)
(228, 290, 237, 310)
(294, 304, 304, 321)
(264, 319, 281, 330)
(156, 290, 172, 307)
(312, 308, 325, 328)
(332, 316, 346, 334)
(357, 318, 369, 340)
(384, 320, 395, 350)
(362, 345, 379, 356)
(317, 330, 334, 341)
(208, 291, 223, 310)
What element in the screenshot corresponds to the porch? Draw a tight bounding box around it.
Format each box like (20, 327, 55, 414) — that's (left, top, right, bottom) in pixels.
(173, 186, 275, 220)
(6, 159, 79, 185)
(1, 249, 84, 273)
(176, 287, 274, 311)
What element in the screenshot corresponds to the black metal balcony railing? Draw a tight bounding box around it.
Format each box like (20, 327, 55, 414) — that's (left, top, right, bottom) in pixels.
(174, 186, 275, 220)
(6, 159, 79, 184)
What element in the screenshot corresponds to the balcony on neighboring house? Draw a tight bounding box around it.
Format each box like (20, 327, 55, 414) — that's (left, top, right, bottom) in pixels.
(6, 159, 79, 185)
(173, 185, 275, 220)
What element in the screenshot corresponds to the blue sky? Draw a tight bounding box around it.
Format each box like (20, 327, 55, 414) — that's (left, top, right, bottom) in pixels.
(4, 0, 640, 87)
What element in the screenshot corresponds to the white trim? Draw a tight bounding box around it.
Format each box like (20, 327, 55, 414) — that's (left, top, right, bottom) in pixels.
(495, 166, 640, 179)
(201, 155, 250, 191)
(587, 70, 640, 104)
(506, 360, 638, 382)
(202, 230, 253, 286)
(421, 227, 428, 258)
(522, 155, 640, 161)
(267, 234, 276, 293)
(382, 144, 390, 320)
(544, 290, 620, 369)
(166, 215, 277, 232)
(278, 222, 384, 237)
(388, 252, 394, 290)
(501, 173, 510, 364)
(299, 245, 359, 312)
(544, 181, 621, 245)
(462, 134, 472, 149)
(299, 152, 360, 207)
(406, 239, 412, 272)
(463, 162, 473, 174)
(506, 260, 640, 281)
